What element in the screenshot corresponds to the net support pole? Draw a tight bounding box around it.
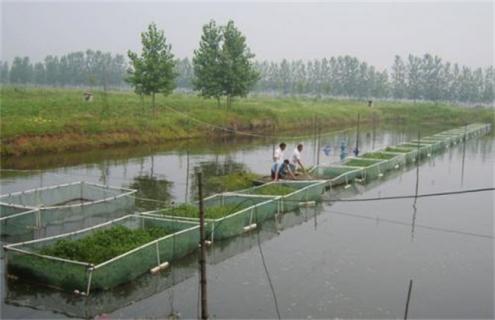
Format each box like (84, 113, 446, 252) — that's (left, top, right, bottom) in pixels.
(197, 171, 209, 320)
(404, 279, 413, 320)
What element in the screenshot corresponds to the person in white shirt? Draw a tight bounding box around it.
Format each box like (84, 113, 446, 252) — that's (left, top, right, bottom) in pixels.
(290, 144, 307, 174)
(272, 142, 286, 181)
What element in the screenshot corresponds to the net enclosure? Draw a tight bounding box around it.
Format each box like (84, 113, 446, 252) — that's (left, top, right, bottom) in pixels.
(237, 180, 328, 212)
(342, 157, 387, 181)
(309, 123, 492, 188)
(3, 215, 199, 294)
(142, 193, 279, 242)
(0, 181, 136, 237)
(309, 166, 362, 186)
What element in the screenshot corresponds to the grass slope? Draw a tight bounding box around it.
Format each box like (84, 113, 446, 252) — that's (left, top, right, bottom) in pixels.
(1, 86, 493, 156)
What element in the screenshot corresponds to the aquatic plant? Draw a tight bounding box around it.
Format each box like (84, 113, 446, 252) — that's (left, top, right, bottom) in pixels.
(205, 172, 259, 193)
(251, 184, 297, 196)
(384, 147, 413, 153)
(39, 225, 169, 264)
(344, 159, 381, 167)
(162, 203, 251, 220)
(360, 152, 397, 160)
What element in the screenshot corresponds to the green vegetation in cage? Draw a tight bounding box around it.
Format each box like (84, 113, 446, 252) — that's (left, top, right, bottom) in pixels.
(165, 203, 250, 220)
(252, 184, 297, 196)
(344, 159, 379, 167)
(206, 172, 259, 193)
(360, 152, 397, 160)
(39, 225, 169, 265)
(384, 147, 413, 153)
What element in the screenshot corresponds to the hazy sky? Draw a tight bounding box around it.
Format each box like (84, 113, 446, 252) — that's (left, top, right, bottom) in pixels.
(1, 1, 493, 70)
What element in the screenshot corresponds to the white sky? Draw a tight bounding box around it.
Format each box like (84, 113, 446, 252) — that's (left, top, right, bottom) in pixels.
(1, 1, 493, 70)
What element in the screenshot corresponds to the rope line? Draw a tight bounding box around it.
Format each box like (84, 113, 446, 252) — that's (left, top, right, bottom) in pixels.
(326, 187, 495, 202)
(328, 209, 494, 239)
(163, 104, 352, 140)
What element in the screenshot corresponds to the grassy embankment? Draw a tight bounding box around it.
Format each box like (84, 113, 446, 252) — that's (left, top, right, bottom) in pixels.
(1, 86, 493, 156)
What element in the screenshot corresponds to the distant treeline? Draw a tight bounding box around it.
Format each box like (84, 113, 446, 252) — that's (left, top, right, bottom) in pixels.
(1, 51, 493, 104)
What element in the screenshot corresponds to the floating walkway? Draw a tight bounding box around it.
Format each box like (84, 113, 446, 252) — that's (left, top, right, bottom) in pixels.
(3, 123, 491, 294)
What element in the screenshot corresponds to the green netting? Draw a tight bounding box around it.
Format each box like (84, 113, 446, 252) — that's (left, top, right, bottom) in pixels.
(359, 152, 406, 171)
(0, 182, 136, 237)
(409, 140, 444, 153)
(142, 193, 278, 241)
(237, 180, 327, 212)
(397, 143, 431, 159)
(309, 165, 362, 186)
(1, 205, 39, 236)
(3, 215, 199, 293)
(341, 158, 387, 181)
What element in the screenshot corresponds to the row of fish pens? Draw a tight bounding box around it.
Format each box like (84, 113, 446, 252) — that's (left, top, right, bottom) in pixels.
(2, 123, 491, 294)
(310, 123, 492, 188)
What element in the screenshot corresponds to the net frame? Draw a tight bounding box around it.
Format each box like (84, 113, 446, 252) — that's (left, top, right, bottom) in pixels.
(141, 193, 280, 242)
(236, 180, 328, 212)
(3, 214, 199, 294)
(0, 181, 136, 237)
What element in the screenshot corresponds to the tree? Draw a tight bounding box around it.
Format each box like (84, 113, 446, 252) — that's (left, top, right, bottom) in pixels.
(0, 61, 9, 83)
(220, 20, 259, 107)
(406, 54, 422, 102)
(127, 22, 177, 110)
(192, 20, 223, 104)
(193, 20, 259, 107)
(391, 55, 407, 99)
(9, 56, 33, 84)
(33, 62, 46, 85)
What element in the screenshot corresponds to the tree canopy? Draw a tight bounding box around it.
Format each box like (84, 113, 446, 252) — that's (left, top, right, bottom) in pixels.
(127, 22, 177, 109)
(193, 20, 259, 107)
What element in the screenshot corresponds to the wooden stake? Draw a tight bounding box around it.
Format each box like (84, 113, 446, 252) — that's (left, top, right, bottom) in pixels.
(197, 172, 208, 320)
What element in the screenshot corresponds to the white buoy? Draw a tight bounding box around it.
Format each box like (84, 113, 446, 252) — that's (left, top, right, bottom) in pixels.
(150, 261, 170, 274)
(243, 223, 257, 232)
(299, 201, 316, 207)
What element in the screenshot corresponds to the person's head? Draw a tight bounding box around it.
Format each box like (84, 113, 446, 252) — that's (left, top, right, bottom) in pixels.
(279, 142, 287, 150)
(297, 143, 303, 151)
(283, 159, 290, 165)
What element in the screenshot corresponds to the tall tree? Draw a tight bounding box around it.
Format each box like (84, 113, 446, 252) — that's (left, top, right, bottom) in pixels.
(406, 54, 422, 102)
(391, 55, 407, 99)
(127, 22, 177, 110)
(192, 20, 223, 104)
(219, 20, 259, 107)
(0, 61, 9, 83)
(9, 56, 33, 84)
(33, 62, 46, 85)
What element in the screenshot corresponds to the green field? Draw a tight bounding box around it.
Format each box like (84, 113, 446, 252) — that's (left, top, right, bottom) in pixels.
(1, 86, 493, 156)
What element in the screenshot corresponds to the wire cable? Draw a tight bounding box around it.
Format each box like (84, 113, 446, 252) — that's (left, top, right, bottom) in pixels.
(328, 209, 494, 239)
(163, 104, 352, 140)
(326, 187, 495, 202)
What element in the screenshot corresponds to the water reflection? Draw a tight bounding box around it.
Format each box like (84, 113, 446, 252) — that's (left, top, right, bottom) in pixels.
(128, 175, 173, 211)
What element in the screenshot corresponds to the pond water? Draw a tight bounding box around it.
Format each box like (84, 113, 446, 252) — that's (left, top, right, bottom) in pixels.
(1, 124, 493, 319)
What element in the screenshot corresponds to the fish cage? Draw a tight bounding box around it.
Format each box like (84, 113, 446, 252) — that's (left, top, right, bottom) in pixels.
(237, 180, 328, 212)
(359, 151, 407, 171)
(3, 215, 199, 294)
(309, 165, 362, 187)
(396, 143, 432, 158)
(342, 158, 387, 181)
(0, 182, 136, 237)
(142, 193, 279, 242)
(409, 139, 444, 153)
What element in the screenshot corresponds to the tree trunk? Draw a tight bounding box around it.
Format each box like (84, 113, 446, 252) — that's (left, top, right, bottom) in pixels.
(216, 96, 221, 107)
